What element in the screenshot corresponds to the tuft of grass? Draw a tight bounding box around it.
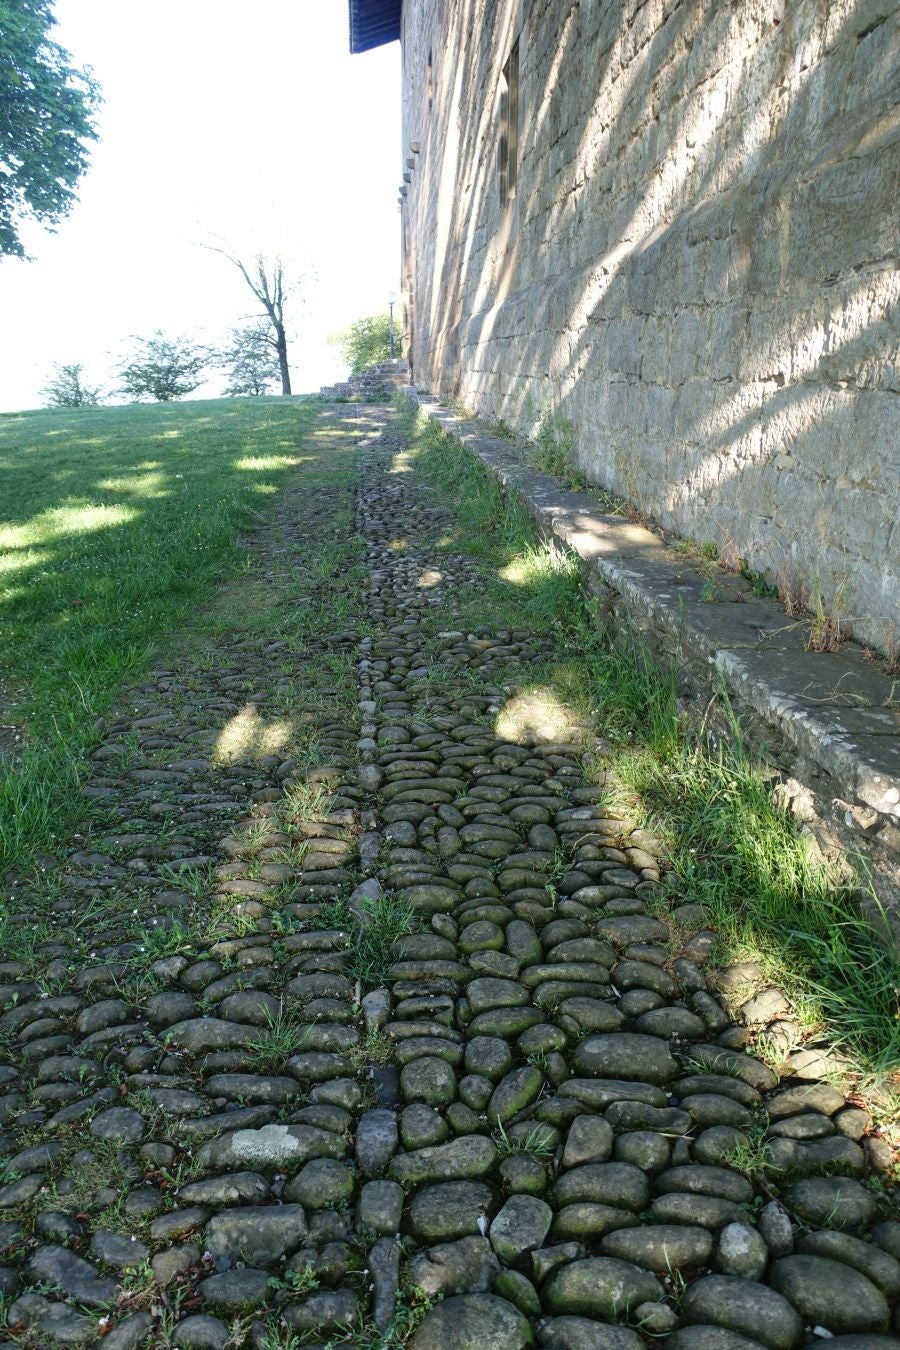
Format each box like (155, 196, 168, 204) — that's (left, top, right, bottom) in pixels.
(133, 918, 199, 961)
(806, 579, 849, 653)
(347, 890, 417, 987)
(725, 1124, 773, 1178)
(44, 1138, 132, 1220)
(257, 1329, 307, 1350)
(279, 779, 334, 830)
(317, 894, 354, 930)
(529, 411, 584, 488)
(245, 1005, 308, 1069)
(115, 1259, 157, 1307)
(492, 1121, 556, 1159)
(267, 1265, 320, 1297)
(0, 912, 54, 967)
(352, 1026, 394, 1066)
(158, 862, 215, 899)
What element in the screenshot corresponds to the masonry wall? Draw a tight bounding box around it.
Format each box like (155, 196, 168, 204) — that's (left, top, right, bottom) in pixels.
(399, 0, 900, 650)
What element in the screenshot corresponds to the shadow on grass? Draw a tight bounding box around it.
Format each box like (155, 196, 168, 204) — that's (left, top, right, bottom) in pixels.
(0, 397, 326, 875)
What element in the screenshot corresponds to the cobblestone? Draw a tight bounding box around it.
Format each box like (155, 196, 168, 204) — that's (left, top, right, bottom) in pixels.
(0, 405, 895, 1346)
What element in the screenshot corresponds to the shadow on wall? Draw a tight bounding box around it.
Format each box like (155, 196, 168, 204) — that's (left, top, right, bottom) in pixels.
(406, 0, 899, 651)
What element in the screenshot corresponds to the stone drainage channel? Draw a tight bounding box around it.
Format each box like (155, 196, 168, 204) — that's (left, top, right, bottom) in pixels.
(0, 405, 896, 1350)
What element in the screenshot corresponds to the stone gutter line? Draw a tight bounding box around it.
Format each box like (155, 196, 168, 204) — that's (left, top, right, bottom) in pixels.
(404, 388, 899, 854)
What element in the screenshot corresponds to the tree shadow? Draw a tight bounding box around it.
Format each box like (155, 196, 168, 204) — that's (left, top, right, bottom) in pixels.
(403, 0, 897, 649)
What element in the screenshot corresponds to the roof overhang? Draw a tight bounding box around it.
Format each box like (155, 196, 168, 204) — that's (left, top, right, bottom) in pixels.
(348, 0, 401, 52)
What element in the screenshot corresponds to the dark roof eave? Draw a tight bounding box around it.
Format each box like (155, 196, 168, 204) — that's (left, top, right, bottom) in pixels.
(348, 0, 401, 53)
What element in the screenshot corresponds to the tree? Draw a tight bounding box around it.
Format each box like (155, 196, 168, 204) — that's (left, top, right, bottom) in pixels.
(217, 322, 280, 396)
(205, 247, 293, 394)
(333, 313, 396, 374)
(41, 362, 102, 407)
(0, 0, 101, 259)
(118, 332, 208, 403)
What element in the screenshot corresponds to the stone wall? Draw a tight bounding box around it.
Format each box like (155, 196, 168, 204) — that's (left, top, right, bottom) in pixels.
(399, 0, 900, 650)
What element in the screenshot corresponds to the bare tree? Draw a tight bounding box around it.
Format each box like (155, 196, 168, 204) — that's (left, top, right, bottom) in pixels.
(205, 246, 293, 394)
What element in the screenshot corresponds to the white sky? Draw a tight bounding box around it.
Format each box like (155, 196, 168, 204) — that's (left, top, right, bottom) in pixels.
(0, 1, 402, 410)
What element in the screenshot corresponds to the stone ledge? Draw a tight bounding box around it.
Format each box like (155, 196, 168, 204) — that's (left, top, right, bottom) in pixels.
(407, 389, 900, 931)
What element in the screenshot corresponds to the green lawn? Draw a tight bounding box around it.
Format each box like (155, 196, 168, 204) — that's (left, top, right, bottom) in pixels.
(0, 396, 318, 874)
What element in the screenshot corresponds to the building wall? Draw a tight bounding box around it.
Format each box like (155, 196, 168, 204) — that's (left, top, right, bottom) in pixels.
(400, 0, 900, 650)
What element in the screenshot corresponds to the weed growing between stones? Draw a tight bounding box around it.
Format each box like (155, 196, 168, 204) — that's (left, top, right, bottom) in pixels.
(725, 1124, 774, 1180)
(354, 1284, 439, 1349)
(157, 861, 216, 899)
(267, 1265, 320, 1297)
(245, 1008, 311, 1070)
(805, 578, 850, 653)
(346, 891, 419, 987)
(529, 411, 584, 489)
(351, 1028, 394, 1067)
(492, 1121, 556, 1160)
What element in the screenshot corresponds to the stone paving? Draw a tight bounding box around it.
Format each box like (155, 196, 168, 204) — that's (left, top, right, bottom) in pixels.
(0, 405, 897, 1349)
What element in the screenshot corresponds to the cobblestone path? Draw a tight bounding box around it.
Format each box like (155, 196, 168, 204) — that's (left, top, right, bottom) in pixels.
(0, 407, 897, 1349)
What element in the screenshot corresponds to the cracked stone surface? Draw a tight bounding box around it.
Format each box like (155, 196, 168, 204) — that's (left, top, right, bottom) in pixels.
(0, 404, 897, 1348)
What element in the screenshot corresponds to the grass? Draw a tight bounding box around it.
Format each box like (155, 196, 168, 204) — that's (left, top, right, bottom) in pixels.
(492, 1121, 556, 1159)
(157, 861, 216, 898)
(345, 1287, 440, 1350)
(258, 1284, 439, 1350)
(725, 1124, 773, 1179)
(399, 400, 900, 1079)
(806, 579, 850, 653)
(347, 890, 418, 986)
(316, 894, 354, 930)
(352, 1026, 394, 1066)
(403, 410, 584, 640)
(133, 916, 200, 960)
(245, 1005, 309, 1069)
(41, 1137, 135, 1224)
(0, 396, 319, 876)
(268, 1265, 320, 1297)
(0, 910, 54, 967)
(528, 411, 584, 488)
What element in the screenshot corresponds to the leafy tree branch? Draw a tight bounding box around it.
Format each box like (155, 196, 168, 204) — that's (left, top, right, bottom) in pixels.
(217, 322, 280, 396)
(41, 362, 102, 407)
(332, 313, 398, 374)
(0, 0, 101, 258)
(118, 332, 208, 403)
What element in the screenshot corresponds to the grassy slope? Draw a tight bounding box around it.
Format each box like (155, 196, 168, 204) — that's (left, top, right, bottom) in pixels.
(400, 402, 899, 1082)
(0, 396, 318, 873)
